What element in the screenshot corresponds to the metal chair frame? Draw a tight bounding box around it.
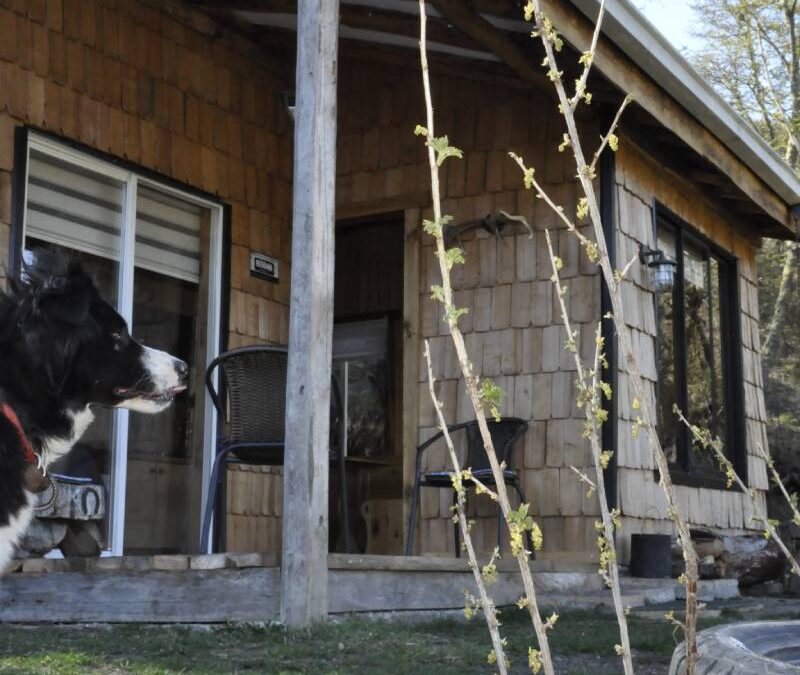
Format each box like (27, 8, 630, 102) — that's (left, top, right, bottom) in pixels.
(404, 417, 530, 557)
(199, 345, 350, 553)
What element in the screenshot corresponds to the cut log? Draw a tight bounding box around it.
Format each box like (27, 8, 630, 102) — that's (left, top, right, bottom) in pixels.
(718, 542, 785, 587)
(695, 539, 724, 559)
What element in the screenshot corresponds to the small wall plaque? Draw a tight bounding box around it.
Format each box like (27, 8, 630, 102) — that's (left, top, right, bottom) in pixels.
(250, 251, 279, 283)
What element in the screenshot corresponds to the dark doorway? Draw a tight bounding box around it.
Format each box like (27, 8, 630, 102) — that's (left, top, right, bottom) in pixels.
(333, 214, 404, 554)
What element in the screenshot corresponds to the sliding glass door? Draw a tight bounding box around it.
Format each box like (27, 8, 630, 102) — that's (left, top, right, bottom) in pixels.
(20, 132, 223, 555)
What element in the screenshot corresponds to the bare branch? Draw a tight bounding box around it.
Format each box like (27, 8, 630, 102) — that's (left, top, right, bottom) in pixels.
(675, 407, 800, 579)
(524, 1, 701, 670)
(569, 0, 606, 109)
(588, 95, 634, 176)
(418, 2, 556, 673)
(752, 21, 800, 160)
(545, 228, 635, 674)
(756, 442, 800, 529)
(423, 340, 509, 673)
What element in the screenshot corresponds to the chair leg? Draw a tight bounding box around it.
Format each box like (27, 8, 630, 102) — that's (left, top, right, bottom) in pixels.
(404, 480, 421, 556)
(217, 460, 228, 551)
(497, 500, 505, 554)
(337, 455, 352, 553)
(453, 489, 460, 558)
(200, 449, 232, 553)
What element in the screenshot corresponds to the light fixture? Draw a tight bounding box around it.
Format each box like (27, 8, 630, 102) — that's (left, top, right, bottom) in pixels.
(639, 244, 677, 292)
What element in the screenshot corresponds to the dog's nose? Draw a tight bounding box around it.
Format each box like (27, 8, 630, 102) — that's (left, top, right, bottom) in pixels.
(175, 359, 189, 382)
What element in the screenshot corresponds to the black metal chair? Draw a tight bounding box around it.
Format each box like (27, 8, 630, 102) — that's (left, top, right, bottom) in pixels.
(404, 417, 530, 557)
(199, 345, 350, 553)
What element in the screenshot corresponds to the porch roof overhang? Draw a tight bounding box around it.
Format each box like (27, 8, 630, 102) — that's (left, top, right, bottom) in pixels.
(194, 0, 800, 238)
(570, 0, 800, 234)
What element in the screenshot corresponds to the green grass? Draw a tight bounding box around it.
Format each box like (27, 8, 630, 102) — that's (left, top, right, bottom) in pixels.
(0, 609, 769, 675)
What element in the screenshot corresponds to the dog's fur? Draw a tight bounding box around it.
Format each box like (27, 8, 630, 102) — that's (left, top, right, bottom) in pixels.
(0, 251, 188, 571)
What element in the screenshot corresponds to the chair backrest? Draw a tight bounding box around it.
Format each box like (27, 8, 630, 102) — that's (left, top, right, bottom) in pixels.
(464, 418, 528, 471)
(206, 346, 288, 445)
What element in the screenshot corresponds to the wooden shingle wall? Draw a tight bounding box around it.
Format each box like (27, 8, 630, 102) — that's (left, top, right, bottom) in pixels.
(0, 0, 295, 553)
(614, 137, 769, 562)
(331, 55, 606, 558)
(0, 0, 771, 558)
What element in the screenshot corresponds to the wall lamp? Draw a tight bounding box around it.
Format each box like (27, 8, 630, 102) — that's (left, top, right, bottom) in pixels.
(639, 244, 677, 292)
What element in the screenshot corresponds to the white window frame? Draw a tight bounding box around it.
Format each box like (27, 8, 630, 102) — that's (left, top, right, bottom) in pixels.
(20, 132, 224, 556)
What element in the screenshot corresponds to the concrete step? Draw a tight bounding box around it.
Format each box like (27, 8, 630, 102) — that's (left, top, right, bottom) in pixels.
(537, 591, 649, 610)
(621, 577, 740, 604)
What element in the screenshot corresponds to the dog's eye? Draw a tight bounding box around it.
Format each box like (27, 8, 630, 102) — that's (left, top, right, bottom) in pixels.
(111, 330, 125, 342)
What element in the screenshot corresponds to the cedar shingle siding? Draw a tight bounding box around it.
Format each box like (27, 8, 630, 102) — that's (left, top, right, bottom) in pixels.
(0, 0, 771, 561)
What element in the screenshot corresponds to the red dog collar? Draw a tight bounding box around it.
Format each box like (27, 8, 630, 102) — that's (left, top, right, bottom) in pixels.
(1, 403, 38, 466)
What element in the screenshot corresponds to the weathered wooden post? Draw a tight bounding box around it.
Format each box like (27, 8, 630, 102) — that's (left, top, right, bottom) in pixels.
(281, 0, 340, 627)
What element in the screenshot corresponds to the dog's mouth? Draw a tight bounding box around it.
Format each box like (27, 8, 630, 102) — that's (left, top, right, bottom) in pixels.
(113, 385, 187, 403)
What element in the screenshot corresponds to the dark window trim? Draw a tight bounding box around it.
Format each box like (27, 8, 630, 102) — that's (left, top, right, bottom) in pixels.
(652, 201, 747, 490)
(600, 146, 618, 512)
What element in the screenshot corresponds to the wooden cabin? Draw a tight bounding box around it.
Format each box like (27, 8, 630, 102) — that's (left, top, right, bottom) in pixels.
(1, 0, 798, 609)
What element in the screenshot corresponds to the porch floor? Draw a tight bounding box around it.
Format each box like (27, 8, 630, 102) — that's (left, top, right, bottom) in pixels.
(0, 553, 738, 623)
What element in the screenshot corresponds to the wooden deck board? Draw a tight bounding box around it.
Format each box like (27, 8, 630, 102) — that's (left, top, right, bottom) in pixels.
(0, 554, 602, 623)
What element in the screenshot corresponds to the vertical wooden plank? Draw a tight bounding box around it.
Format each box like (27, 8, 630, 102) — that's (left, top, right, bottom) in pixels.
(281, 0, 340, 628)
(402, 207, 421, 553)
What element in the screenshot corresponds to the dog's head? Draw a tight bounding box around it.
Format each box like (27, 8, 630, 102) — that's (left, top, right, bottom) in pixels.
(5, 250, 188, 414)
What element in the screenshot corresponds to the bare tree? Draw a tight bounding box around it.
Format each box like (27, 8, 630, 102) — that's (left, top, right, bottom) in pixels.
(691, 0, 799, 363)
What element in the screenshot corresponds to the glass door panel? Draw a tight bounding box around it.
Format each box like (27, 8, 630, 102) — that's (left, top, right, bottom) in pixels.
(23, 149, 127, 551)
(21, 135, 221, 556)
(123, 186, 211, 554)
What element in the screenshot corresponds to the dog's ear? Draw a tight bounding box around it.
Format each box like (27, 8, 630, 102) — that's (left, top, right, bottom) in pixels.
(41, 286, 92, 326)
(37, 261, 95, 326)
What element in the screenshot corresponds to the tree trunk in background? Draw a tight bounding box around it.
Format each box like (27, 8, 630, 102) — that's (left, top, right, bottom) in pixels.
(763, 241, 798, 362)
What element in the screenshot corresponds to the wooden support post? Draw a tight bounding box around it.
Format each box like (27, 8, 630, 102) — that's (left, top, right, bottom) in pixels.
(281, 0, 340, 628)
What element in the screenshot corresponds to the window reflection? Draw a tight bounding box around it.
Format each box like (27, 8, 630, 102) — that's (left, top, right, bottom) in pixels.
(656, 227, 678, 465)
(683, 241, 724, 471)
(654, 215, 737, 480)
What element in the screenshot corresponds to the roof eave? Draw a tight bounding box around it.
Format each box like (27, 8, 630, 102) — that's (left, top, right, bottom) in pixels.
(568, 0, 800, 215)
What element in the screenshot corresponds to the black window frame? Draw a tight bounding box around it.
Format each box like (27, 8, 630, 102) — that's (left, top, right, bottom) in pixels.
(652, 202, 747, 490)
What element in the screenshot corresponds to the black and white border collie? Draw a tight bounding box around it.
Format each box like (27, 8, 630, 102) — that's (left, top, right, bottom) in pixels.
(0, 251, 188, 571)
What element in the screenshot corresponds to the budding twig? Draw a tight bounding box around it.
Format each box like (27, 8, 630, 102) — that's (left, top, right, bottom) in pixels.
(418, 3, 555, 673)
(522, 1, 701, 671)
(545, 228, 634, 675)
(423, 340, 508, 674)
(675, 407, 800, 579)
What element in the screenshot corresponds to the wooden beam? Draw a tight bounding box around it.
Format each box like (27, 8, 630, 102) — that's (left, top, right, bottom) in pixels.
(189, 0, 296, 10)
(688, 169, 728, 188)
(430, 0, 546, 87)
(281, 0, 340, 628)
(338, 5, 484, 52)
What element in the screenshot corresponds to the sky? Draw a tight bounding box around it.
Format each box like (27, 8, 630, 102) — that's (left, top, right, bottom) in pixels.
(635, 0, 703, 54)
